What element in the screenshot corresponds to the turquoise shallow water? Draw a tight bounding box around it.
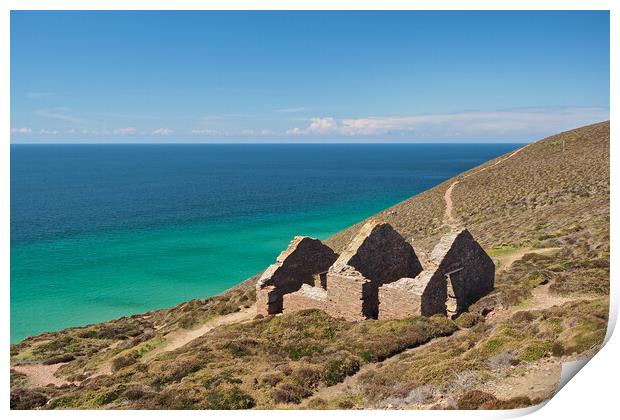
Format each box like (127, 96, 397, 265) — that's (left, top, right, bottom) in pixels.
(10, 143, 519, 342)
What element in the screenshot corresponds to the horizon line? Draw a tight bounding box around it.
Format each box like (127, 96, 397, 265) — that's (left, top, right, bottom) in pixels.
(10, 140, 531, 145)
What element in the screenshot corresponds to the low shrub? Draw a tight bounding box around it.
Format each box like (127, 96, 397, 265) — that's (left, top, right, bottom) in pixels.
(511, 310, 536, 323)
(10, 370, 29, 388)
(154, 388, 200, 409)
(32, 336, 78, 357)
(122, 387, 149, 401)
(481, 396, 534, 409)
(322, 354, 361, 386)
(91, 387, 125, 406)
(272, 382, 312, 404)
(455, 312, 483, 329)
(306, 397, 328, 409)
(151, 359, 203, 386)
(203, 385, 255, 409)
(457, 390, 497, 409)
(43, 353, 75, 365)
(551, 342, 565, 357)
(111, 351, 140, 371)
(202, 370, 243, 389)
(518, 340, 552, 362)
(259, 372, 283, 387)
(292, 366, 322, 389)
(10, 389, 48, 410)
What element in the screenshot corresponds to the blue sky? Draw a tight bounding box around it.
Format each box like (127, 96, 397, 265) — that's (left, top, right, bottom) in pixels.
(10, 10, 609, 143)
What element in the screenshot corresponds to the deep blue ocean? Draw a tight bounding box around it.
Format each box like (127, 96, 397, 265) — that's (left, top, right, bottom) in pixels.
(10, 143, 520, 342)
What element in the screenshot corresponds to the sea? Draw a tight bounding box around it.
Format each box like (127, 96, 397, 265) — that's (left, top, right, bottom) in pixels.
(10, 143, 521, 342)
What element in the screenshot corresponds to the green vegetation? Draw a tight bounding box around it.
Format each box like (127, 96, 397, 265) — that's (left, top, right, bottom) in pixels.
(456, 390, 539, 410)
(14, 310, 455, 409)
(333, 297, 608, 408)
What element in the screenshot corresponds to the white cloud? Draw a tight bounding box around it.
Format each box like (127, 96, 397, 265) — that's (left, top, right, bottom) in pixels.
(287, 118, 335, 135)
(276, 107, 307, 113)
(191, 128, 223, 136)
(79, 129, 106, 135)
(286, 107, 610, 139)
(113, 127, 137, 135)
(287, 117, 338, 135)
(37, 129, 59, 135)
(11, 127, 33, 134)
(238, 129, 276, 136)
(152, 127, 173, 136)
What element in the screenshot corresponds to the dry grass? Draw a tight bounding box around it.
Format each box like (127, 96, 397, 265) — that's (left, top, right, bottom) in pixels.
(16, 311, 456, 409)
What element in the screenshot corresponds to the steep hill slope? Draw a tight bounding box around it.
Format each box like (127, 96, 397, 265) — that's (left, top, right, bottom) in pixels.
(10, 121, 609, 409)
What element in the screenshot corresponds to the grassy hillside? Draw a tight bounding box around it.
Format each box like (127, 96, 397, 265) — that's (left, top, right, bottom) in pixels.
(10, 121, 610, 409)
(328, 121, 609, 256)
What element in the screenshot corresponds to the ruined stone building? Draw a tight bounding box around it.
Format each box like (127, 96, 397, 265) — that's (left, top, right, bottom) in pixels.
(378, 229, 495, 319)
(256, 221, 494, 321)
(255, 236, 337, 316)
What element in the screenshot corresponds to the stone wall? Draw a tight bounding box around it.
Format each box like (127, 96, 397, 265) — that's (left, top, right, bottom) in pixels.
(377, 277, 423, 319)
(257, 223, 493, 321)
(420, 271, 449, 317)
(283, 285, 328, 313)
(328, 221, 423, 319)
(378, 229, 495, 319)
(325, 270, 368, 321)
(331, 222, 423, 284)
(378, 271, 448, 319)
(256, 236, 338, 316)
(423, 229, 494, 317)
(256, 285, 277, 317)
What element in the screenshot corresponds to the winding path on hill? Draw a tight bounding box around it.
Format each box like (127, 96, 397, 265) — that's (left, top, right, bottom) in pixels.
(13, 305, 258, 387)
(91, 304, 257, 378)
(144, 304, 256, 360)
(443, 145, 529, 229)
(495, 247, 561, 274)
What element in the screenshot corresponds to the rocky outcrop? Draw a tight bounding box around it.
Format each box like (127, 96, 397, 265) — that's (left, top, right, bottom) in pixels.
(256, 236, 337, 316)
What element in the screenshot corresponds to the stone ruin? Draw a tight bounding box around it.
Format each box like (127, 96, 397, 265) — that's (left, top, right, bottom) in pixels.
(324, 223, 423, 320)
(256, 221, 494, 321)
(255, 236, 338, 316)
(378, 229, 495, 319)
